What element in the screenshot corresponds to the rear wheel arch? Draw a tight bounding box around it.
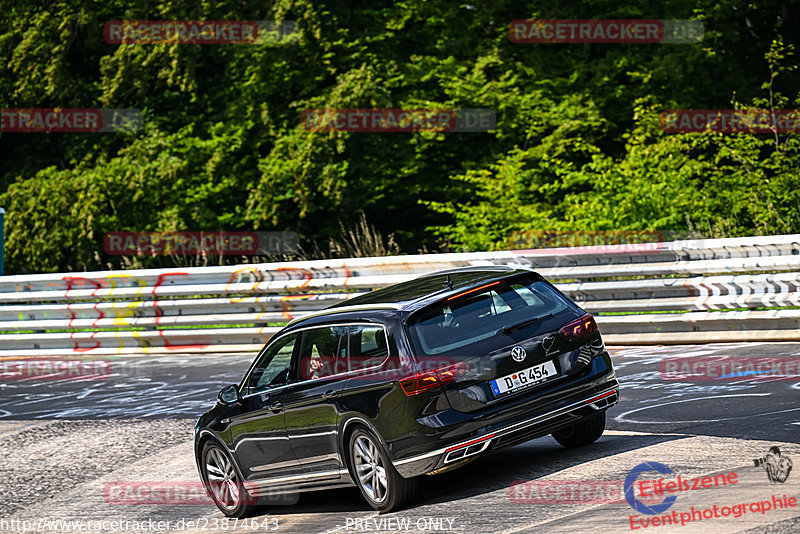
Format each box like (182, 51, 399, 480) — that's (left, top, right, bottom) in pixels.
(340, 416, 391, 476)
(346, 426, 419, 512)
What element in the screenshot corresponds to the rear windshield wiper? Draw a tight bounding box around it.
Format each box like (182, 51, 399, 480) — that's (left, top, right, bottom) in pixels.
(501, 313, 553, 335)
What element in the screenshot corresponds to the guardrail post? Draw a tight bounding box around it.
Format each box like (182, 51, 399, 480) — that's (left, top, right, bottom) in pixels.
(0, 207, 5, 275)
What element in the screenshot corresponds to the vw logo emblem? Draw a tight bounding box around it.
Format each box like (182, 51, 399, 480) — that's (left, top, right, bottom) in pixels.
(511, 346, 527, 362)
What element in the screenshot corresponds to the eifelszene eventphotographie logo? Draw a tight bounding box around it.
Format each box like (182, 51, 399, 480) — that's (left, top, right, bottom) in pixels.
(753, 446, 793, 483)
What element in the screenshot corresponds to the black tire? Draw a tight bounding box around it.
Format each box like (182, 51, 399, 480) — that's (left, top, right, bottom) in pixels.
(552, 411, 606, 448)
(348, 427, 418, 513)
(200, 441, 256, 518)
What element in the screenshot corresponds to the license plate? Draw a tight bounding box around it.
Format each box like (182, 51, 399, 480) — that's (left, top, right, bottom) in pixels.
(490, 360, 558, 396)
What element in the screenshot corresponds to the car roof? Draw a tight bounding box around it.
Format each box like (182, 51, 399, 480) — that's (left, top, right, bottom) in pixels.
(285, 266, 541, 327)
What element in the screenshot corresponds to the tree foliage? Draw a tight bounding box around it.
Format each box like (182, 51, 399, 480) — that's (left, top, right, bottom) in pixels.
(1, 0, 799, 272)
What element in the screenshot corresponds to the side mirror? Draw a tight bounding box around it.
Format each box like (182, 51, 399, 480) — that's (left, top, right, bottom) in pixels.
(218, 384, 242, 405)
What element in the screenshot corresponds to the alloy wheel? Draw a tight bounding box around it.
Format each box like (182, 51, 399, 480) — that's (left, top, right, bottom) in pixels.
(353, 435, 388, 503)
(204, 446, 241, 511)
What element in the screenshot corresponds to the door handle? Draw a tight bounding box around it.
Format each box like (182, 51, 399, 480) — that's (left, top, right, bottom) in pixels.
(322, 390, 338, 400)
(268, 402, 283, 413)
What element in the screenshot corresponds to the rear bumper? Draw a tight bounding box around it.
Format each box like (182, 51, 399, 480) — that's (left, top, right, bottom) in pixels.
(391, 384, 619, 478)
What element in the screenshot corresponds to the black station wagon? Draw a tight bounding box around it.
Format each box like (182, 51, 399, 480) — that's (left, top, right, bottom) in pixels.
(194, 266, 619, 516)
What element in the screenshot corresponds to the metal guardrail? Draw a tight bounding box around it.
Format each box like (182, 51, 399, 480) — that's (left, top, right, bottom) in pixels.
(3, 234, 800, 356)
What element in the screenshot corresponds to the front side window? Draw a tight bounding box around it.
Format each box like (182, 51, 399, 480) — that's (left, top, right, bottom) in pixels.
(243, 333, 298, 396)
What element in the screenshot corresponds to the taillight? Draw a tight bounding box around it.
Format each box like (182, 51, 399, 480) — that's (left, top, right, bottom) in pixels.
(560, 313, 598, 339)
(399, 362, 469, 396)
(399, 371, 440, 395)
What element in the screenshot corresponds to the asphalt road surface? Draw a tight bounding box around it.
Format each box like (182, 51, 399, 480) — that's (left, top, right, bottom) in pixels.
(1, 343, 799, 533)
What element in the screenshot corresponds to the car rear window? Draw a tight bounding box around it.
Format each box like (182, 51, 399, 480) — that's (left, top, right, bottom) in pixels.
(406, 278, 577, 357)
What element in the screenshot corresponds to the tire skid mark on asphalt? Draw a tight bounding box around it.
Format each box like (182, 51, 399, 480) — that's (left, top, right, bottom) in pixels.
(0, 420, 49, 439)
(0, 353, 254, 420)
(615, 393, 780, 425)
(0, 419, 194, 522)
(3, 431, 375, 534)
(5, 440, 211, 530)
(610, 343, 800, 443)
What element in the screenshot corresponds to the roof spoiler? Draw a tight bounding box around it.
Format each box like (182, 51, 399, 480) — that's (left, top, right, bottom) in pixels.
(414, 265, 525, 279)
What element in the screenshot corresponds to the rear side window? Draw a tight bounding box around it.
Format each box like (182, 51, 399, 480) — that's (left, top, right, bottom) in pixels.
(407, 278, 576, 357)
(348, 325, 389, 371)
